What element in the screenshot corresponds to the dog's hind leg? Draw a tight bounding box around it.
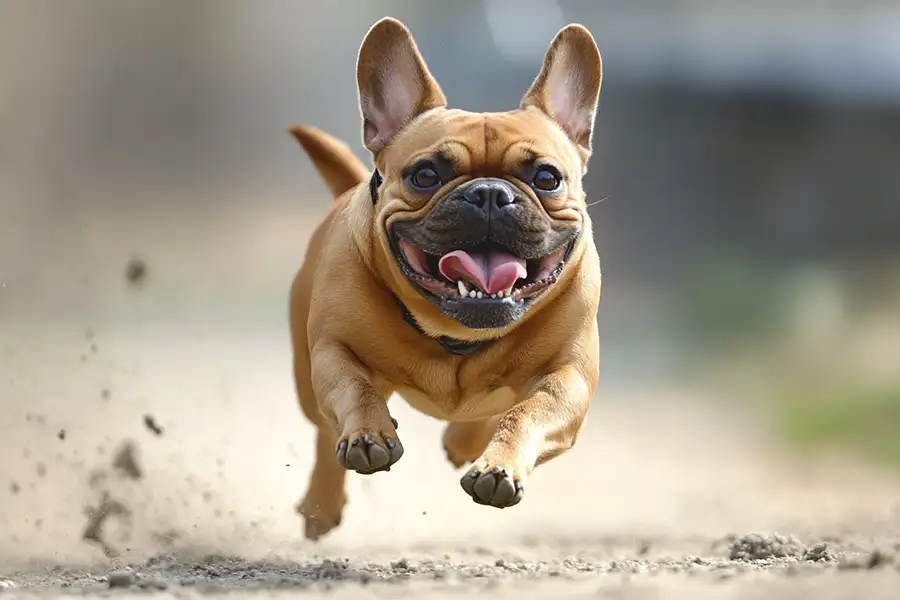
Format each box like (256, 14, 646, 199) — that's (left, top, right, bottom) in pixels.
(293, 350, 348, 540)
(290, 269, 348, 540)
(297, 429, 347, 540)
(442, 416, 501, 469)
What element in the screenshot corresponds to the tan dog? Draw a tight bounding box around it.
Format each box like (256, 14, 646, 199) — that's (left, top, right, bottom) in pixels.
(288, 17, 602, 540)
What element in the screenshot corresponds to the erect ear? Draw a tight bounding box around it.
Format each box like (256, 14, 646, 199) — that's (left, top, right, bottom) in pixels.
(356, 18, 447, 154)
(521, 24, 602, 157)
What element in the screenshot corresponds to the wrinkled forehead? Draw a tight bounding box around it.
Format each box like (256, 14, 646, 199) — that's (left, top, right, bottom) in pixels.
(380, 109, 582, 176)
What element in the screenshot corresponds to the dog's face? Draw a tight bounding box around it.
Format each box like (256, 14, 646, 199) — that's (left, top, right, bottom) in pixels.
(381, 109, 587, 331)
(357, 19, 602, 331)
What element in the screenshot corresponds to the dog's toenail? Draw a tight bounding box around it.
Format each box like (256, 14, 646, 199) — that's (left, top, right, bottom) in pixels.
(390, 417, 399, 429)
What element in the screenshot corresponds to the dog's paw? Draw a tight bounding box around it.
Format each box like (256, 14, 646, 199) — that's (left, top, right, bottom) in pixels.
(336, 430, 403, 474)
(297, 494, 345, 541)
(460, 462, 524, 508)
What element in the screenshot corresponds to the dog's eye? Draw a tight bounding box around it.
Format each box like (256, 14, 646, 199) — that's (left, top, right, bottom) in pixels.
(532, 167, 562, 192)
(409, 165, 441, 190)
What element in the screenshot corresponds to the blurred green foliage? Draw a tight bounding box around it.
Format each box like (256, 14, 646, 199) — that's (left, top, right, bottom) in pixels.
(775, 385, 900, 468)
(673, 252, 900, 469)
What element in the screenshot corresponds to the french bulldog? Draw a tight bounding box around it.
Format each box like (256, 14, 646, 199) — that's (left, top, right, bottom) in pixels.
(288, 17, 602, 540)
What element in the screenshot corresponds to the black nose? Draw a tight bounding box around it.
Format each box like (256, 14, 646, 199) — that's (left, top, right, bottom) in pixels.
(463, 180, 516, 211)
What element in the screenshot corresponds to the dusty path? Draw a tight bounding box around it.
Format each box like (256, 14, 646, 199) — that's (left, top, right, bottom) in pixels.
(2, 323, 899, 598)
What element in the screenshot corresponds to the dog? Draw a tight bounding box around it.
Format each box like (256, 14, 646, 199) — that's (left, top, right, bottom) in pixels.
(288, 17, 602, 540)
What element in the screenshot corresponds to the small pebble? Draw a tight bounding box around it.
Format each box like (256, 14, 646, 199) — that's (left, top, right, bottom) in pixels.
(391, 558, 409, 571)
(107, 570, 135, 588)
(867, 550, 893, 569)
(125, 259, 147, 287)
(143, 414, 164, 436)
(803, 542, 834, 563)
(729, 532, 803, 561)
(0, 579, 15, 590)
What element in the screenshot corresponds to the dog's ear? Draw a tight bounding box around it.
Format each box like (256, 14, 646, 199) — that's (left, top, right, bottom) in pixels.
(356, 18, 446, 154)
(521, 24, 602, 156)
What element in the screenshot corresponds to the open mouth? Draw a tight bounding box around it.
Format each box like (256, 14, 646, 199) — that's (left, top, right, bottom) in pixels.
(392, 236, 572, 305)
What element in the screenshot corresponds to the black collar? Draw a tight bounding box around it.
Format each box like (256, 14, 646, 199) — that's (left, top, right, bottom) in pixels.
(370, 169, 489, 357)
(394, 297, 488, 357)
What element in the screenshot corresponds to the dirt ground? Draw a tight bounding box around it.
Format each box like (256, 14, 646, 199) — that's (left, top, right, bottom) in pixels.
(2, 322, 899, 599)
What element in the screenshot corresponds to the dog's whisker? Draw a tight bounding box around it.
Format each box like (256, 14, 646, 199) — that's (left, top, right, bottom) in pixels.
(585, 195, 611, 208)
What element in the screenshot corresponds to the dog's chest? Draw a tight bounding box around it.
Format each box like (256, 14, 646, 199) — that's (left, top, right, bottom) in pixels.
(392, 383, 518, 422)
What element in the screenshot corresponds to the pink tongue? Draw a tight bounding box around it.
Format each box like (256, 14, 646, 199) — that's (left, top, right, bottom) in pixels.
(438, 250, 527, 295)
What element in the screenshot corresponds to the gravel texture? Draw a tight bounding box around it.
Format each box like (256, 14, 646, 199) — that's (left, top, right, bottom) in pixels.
(2, 541, 899, 598)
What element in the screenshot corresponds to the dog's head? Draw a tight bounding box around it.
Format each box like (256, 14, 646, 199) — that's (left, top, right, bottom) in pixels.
(358, 18, 602, 332)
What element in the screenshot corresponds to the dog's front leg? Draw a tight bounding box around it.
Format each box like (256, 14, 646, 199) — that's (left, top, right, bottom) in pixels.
(311, 343, 403, 474)
(460, 365, 592, 508)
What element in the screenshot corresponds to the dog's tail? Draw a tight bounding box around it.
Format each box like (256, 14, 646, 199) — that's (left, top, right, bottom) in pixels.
(289, 126, 369, 199)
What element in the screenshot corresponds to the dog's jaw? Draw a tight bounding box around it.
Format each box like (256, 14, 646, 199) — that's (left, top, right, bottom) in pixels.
(388, 227, 578, 330)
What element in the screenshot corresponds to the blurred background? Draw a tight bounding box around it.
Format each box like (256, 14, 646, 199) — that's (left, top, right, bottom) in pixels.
(2, 0, 899, 566)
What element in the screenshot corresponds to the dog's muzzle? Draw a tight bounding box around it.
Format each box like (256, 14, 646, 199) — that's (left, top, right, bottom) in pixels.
(388, 177, 578, 330)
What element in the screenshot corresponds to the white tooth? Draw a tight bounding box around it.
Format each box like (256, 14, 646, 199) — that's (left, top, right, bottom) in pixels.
(476, 291, 483, 299)
(469, 290, 477, 298)
(458, 280, 468, 296)
(491, 293, 496, 298)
